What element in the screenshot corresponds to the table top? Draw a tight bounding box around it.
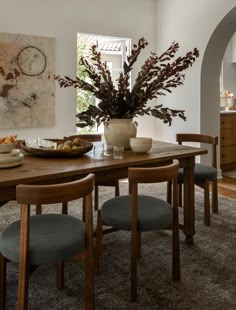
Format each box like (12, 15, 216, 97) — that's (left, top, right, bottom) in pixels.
(0, 140, 207, 189)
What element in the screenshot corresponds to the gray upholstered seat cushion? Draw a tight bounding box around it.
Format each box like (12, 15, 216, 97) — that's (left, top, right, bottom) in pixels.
(0, 214, 85, 265)
(101, 195, 172, 232)
(178, 163, 217, 184)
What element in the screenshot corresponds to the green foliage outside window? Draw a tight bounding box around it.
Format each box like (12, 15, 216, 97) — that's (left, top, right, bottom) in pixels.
(77, 36, 96, 133)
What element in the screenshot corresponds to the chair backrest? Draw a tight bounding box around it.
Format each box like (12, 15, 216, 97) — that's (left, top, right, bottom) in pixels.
(128, 160, 179, 184)
(128, 160, 179, 231)
(176, 133, 218, 168)
(16, 174, 95, 234)
(67, 134, 102, 142)
(16, 173, 94, 205)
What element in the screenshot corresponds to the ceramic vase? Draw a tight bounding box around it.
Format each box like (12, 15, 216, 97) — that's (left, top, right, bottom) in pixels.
(227, 98, 236, 107)
(104, 118, 137, 149)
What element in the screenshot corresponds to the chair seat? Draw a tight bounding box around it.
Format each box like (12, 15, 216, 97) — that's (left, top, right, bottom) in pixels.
(178, 163, 217, 184)
(0, 214, 85, 265)
(101, 195, 173, 232)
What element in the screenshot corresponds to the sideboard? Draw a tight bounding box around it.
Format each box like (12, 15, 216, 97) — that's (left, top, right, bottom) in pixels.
(220, 113, 236, 171)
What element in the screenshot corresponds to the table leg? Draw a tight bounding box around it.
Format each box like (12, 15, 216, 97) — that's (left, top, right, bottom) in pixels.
(183, 156, 195, 244)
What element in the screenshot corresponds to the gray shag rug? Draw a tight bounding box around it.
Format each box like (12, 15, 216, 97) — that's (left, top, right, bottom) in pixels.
(0, 182, 236, 310)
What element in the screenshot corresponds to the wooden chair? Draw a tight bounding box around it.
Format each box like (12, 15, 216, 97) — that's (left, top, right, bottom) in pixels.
(34, 134, 120, 215)
(96, 160, 180, 302)
(0, 174, 95, 310)
(168, 133, 218, 226)
(67, 134, 120, 211)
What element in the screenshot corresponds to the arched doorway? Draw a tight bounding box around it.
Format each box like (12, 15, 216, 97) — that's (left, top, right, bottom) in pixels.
(201, 6, 236, 168)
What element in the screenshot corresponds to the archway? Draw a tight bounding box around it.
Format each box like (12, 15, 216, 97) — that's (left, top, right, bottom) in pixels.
(201, 6, 236, 167)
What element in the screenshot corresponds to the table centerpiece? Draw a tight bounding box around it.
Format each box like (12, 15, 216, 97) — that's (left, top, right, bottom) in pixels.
(54, 37, 199, 148)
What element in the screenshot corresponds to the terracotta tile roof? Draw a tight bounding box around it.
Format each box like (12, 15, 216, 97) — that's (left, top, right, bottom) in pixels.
(78, 35, 122, 52)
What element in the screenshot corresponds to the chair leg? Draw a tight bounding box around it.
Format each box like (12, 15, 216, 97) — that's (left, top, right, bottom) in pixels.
(115, 180, 120, 197)
(172, 179, 180, 281)
(62, 202, 68, 215)
(17, 258, 29, 310)
(211, 179, 218, 214)
(95, 210, 103, 274)
(56, 261, 64, 290)
(0, 253, 7, 310)
(178, 184, 183, 207)
(94, 185, 99, 211)
(85, 235, 95, 309)
(172, 225, 180, 281)
(35, 204, 42, 215)
(167, 180, 172, 204)
(84, 258, 95, 310)
(84, 256, 95, 310)
(203, 181, 210, 226)
(131, 231, 138, 302)
(82, 200, 86, 222)
(137, 233, 141, 259)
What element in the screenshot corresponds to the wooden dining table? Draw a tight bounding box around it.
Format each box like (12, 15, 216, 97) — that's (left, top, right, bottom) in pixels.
(0, 140, 207, 244)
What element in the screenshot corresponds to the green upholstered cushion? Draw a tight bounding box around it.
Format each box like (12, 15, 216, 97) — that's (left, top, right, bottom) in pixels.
(0, 214, 85, 265)
(178, 163, 217, 184)
(101, 195, 172, 232)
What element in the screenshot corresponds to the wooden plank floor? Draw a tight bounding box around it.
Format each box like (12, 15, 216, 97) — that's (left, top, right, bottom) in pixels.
(217, 176, 236, 199)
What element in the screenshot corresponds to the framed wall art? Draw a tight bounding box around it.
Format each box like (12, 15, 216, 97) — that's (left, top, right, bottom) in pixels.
(0, 32, 55, 129)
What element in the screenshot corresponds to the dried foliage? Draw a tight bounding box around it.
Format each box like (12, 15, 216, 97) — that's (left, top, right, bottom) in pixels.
(54, 38, 199, 128)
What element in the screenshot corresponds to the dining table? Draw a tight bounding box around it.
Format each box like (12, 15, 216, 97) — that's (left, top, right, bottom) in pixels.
(0, 140, 207, 244)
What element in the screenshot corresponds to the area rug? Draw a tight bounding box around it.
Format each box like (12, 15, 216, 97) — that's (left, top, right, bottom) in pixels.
(223, 170, 236, 178)
(0, 183, 235, 310)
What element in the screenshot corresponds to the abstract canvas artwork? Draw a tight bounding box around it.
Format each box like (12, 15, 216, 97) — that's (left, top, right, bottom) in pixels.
(0, 32, 55, 129)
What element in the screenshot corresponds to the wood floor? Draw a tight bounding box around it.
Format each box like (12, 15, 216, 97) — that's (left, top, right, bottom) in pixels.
(217, 176, 236, 198)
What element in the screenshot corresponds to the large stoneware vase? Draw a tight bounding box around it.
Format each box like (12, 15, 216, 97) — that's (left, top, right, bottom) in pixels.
(104, 119, 137, 149)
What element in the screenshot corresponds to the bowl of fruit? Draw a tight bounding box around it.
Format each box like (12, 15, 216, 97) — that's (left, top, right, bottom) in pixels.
(21, 136, 93, 157)
(0, 135, 17, 153)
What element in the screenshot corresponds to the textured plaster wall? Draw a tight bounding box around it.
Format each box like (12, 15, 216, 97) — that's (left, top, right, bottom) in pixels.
(156, 0, 236, 143)
(1, 0, 236, 156)
(0, 0, 157, 139)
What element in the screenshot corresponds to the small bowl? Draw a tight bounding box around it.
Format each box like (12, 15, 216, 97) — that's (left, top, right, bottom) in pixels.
(130, 137, 152, 153)
(0, 143, 17, 153)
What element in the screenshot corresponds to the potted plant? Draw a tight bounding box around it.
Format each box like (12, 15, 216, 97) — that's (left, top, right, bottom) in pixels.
(54, 37, 199, 148)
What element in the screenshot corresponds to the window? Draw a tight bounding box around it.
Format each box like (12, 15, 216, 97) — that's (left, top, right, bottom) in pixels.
(77, 33, 131, 133)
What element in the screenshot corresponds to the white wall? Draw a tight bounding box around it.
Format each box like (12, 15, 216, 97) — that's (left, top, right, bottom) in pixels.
(2, 0, 236, 148)
(0, 0, 157, 140)
(156, 0, 236, 144)
(222, 36, 236, 96)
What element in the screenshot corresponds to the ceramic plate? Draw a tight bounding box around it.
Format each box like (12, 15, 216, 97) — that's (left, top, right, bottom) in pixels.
(0, 157, 24, 168)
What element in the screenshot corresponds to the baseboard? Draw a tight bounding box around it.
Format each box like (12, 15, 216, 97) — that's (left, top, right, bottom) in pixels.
(217, 168, 223, 179)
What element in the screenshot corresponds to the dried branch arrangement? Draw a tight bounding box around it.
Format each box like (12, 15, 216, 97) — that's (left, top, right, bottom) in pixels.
(54, 38, 199, 128)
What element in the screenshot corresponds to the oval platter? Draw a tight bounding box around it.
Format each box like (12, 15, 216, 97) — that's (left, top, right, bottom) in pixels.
(21, 138, 93, 158)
